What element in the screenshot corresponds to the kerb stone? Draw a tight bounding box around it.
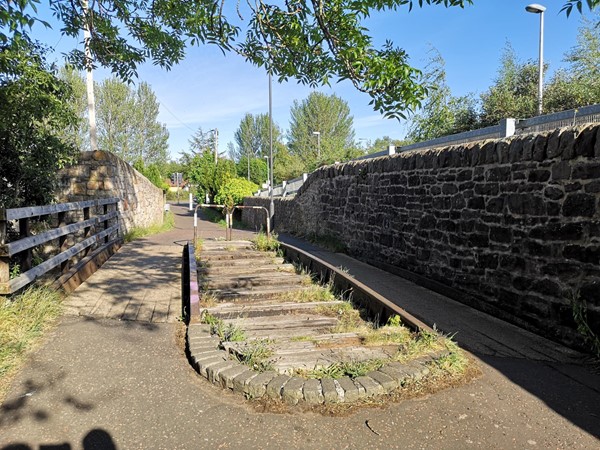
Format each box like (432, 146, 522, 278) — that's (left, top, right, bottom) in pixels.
(367, 370, 397, 393)
(266, 374, 291, 399)
(196, 355, 227, 378)
(219, 365, 250, 389)
(321, 378, 341, 403)
(233, 370, 259, 394)
(246, 371, 278, 399)
(303, 379, 324, 405)
(206, 360, 238, 384)
(354, 376, 384, 397)
(336, 377, 359, 402)
(281, 377, 305, 405)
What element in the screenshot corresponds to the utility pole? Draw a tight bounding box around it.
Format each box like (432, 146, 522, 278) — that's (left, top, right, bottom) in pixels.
(83, 0, 98, 151)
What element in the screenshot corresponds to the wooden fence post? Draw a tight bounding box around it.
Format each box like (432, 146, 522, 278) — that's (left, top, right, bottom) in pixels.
(18, 218, 32, 272)
(0, 218, 8, 289)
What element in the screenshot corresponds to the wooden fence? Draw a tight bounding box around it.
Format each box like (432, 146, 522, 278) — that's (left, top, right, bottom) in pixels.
(0, 198, 121, 295)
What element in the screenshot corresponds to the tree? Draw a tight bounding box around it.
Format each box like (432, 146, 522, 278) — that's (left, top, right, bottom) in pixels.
(130, 82, 169, 165)
(215, 178, 258, 207)
(58, 65, 89, 151)
(545, 12, 600, 111)
(4, 1, 597, 120)
(365, 136, 410, 153)
(237, 157, 269, 186)
(0, 38, 79, 208)
(189, 127, 217, 155)
(95, 78, 169, 165)
(273, 147, 305, 183)
(407, 49, 479, 141)
(185, 150, 236, 202)
(479, 45, 539, 126)
(288, 92, 356, 171)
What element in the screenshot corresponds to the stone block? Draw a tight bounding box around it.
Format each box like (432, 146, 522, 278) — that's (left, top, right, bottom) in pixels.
(72, 183, 86, 195)
(266, 374, 291, 399)
(104, 180, 115, 190)
(572, 162, 600, 180)
(574, 126, 596, 157)
(219, 365, 250, 389)
(367, 371, 397, 393)
(379, 365, 411, 386)
(562, 193, 596, 217)
(336, 376, 360, 403)
(206, 360, 238, 384)
(303, 379, 324, 405)
(320, 378, 341, 404)
(195, 355, 227, 377)
(87, 181, 102, 190)
(281, 377, 305, 405)
(232, 370, 259, 394)
(546, 128, 562, 158)
(92, 150, 108, 161)
(354, 376, 384, 397)
(246, 371, 277, 399)
(532, 135, 547, 161)
(187, 324, 211, 338)
(559, 129, 576, 160)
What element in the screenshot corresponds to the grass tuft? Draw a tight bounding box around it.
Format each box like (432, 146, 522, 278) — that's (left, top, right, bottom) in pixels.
(0, 287, 63, 402)
(235, 339, 274, 372)
(252, 232, 280, 252)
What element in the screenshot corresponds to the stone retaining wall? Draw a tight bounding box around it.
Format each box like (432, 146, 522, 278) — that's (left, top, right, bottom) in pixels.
(243, 125, 600, 351)
(57, 150, 164, 232)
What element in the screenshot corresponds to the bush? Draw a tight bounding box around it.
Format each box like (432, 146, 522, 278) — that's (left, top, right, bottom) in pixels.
(214, 177, 258, 207)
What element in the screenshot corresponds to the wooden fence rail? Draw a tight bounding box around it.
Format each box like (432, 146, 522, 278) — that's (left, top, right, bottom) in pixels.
(0, 197, 121, 295)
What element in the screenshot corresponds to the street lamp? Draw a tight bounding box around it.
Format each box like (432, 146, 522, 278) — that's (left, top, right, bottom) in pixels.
(526, 3, 546, 116)
(312, 131, 321, 159)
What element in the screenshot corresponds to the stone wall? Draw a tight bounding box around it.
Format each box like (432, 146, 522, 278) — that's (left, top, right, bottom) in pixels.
(57, 150, 164, 232)
(243, 125, 600, 351)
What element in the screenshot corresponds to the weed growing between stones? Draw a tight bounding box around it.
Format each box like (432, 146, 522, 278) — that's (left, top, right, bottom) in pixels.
(569, 282, 600, 358)
(234, 339, 274, 372)
(200, 311, 246, 342)
(252, 232, 280, 252)
(199, 292, 218, 308)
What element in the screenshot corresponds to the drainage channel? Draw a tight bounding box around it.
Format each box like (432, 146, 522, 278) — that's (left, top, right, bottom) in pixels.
(184, 239, 453, 406)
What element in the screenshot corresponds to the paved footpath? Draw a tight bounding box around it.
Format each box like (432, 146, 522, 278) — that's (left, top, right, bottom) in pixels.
(1, 205, 599, 449)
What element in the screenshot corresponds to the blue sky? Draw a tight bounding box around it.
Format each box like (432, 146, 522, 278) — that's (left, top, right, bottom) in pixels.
(30, 1, 591, 160)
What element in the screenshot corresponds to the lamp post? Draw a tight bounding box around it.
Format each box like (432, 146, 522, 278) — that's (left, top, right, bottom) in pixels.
(312, 131, 321, 159)
(526, 3, 546, 116)
(268, 71, 274, 229)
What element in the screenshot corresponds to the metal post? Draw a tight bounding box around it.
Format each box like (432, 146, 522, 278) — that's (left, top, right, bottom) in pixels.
(268, 71, 274, 231)
(537, 10, 544, 115)
(526, 4, 546, 116)
(189, 193, 193, 211)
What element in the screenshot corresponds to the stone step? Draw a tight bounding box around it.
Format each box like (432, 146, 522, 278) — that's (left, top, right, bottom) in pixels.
(205, 300, 347, 320)
(201, 272, 308, 290)
(270, 346, 399, 374)
(199, 263, 296, 276)
(201, 240, 253, 249)
(200, 249, 275, 261)
(224, 314, 338, 337)
(202, 256, 284, 268)
(206, 284, 315, 303)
